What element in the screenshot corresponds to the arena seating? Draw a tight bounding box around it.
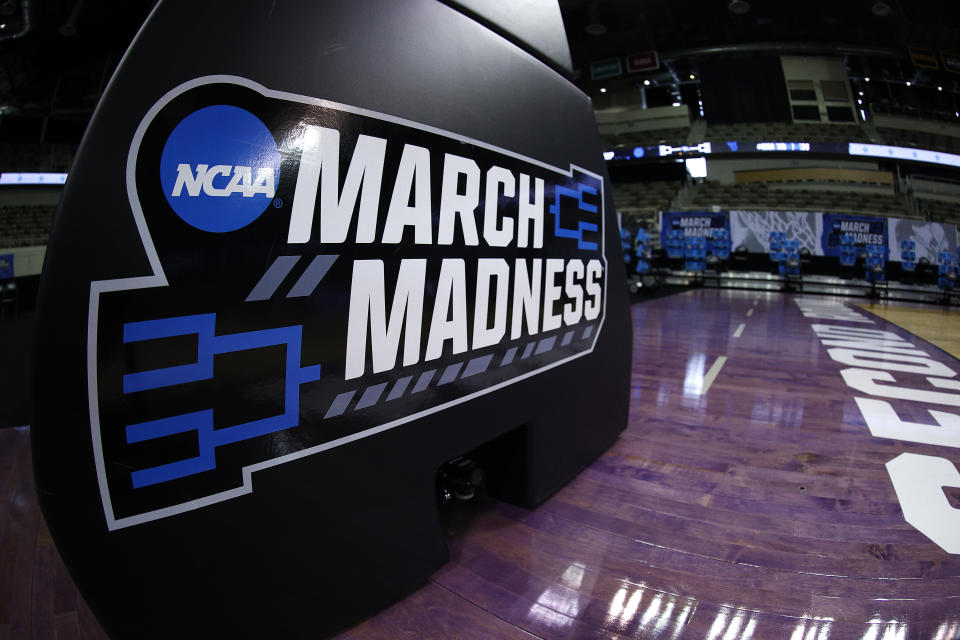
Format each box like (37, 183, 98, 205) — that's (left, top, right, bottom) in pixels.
(735, 167, 893, 187)
(0, 142, 75, 172)
(682, 181, 909, 217)
(0, 205, 56, 248)
(704, 122, 871, 145)
(876, 127, 960, 156)
(613, 180, 682, 224)
(915, 197, 960, 223)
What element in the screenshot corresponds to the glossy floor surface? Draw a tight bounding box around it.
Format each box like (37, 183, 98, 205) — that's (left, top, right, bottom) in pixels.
(860, 301, 960, 360)
(0, 427, 105, 640)
(4, 289, 960, 639)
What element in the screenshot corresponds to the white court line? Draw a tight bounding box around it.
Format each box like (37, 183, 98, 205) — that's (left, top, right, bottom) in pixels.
(733, 323, 746, 338)
(700, 356, 728, 395)
(746, 308, 754, 317)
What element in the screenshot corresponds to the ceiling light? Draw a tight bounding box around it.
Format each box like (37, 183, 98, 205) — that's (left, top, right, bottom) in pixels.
(906, 81, 911, 87)
(643, 79, 651, 86)
(585, 2, 606, 36)
(938, 86, 944, 91)
(728, 0, 751, 14)
(864, 76, 870, 82)
(600, 88, 607, 93)
(585, 23, 606, 36)
(689, 74, 696, 80)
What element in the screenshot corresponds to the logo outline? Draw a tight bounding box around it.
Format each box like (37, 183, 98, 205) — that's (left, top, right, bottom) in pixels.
(89, 74, 608, 530)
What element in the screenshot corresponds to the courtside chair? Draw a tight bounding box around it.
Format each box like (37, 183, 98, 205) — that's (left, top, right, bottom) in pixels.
(864, 244, 887, 299)
(684, 235, 707, 285)
(635, 228, 651, 275)
(665, 228, 685, 260)
(838, 233, 857, 277)
(900, 239, 916, 284)
(938, 251, 957, 301)
(709, 227, 731, 261)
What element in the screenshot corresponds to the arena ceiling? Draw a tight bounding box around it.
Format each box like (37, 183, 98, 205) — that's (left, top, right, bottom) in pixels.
(559, 0, 960, 59)
(559, 0, 960, 85)
(0, 0, 955, 142)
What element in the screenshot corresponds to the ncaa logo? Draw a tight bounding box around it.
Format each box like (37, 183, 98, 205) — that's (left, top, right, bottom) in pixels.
(160, 105, 280, 232)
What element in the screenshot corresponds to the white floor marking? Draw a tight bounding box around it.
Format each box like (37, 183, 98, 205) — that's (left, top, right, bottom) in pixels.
(746, 308, 754, 317)
(733, 323, 746, 338)
(700, 356, 728, 395)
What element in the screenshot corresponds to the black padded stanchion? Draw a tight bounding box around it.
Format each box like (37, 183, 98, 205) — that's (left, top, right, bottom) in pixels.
(31, 1, 632, 637)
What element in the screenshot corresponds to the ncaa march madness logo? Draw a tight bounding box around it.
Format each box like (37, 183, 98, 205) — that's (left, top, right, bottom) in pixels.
(160, 104, 280, 232)
(90, 75, 607, 529)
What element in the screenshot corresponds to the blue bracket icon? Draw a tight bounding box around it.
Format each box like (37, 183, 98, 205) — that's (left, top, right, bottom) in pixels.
(121, 313, 321, 488)
(549, 182, 599, 251)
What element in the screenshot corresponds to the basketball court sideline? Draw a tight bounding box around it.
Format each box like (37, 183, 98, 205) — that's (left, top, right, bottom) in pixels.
(4, 289, 960, 639)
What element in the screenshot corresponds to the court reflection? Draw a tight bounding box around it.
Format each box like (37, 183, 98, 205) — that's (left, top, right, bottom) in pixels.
(859, 616, 908, 640)
(602, 580, 696, 638)
(705, 606, 758, 640)
(682, 353, 708, 398)
(790, 615, 834, 640)
(526, 562, 586, 630)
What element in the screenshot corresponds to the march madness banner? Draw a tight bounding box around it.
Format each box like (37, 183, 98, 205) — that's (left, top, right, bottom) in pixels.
(659, 211, 729, 245)
(821, 213, 888, 258)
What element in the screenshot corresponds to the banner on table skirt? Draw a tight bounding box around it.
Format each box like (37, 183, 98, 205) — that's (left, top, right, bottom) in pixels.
(820, 213, 888, 258)
(659, 211, 729, 246)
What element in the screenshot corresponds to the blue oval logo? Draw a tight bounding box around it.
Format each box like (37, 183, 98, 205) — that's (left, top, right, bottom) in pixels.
(160, 105, 280, 232)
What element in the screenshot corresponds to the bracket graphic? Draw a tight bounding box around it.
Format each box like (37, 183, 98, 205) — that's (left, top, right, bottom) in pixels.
(550, 182, 599, 251)
(122, 313, 321, 487)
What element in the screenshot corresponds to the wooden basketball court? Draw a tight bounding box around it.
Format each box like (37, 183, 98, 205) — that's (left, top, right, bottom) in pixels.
(860, 302, 960, 360)
(4, 289, 960, 639)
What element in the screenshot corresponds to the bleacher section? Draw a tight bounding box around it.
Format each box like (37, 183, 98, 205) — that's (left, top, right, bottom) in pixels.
(734, 166, 893, 187)
(916, 198, 960, 223)
(613, 180, 681, 224)
(0, 143, 75, 172)
(875, 127, 960, 156)
(0, 205, 56, 247)
(681, 181, 909, 217)
(704, 122, 871, 144)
